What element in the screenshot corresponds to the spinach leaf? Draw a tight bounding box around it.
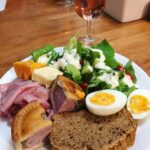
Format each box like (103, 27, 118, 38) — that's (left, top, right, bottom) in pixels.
(91, 51, 100, 65)
(86, 79, 111, 94)
(92, 69, 114, 79)
(92, 39, 119, 69)
(81, 60, 93, 82)
(64, 64, 82, 84)
(78, 47, 92, 60)
(87, 79, 101, 88)
(92, 69, 104, 79)
(118, 70, 125, 79)
(115, 80, 129, 92)
(48, 50, 60, 64)
(124, 61, 137, 83)
(114, 80, 137, 96)
(125, 86, 137, 97)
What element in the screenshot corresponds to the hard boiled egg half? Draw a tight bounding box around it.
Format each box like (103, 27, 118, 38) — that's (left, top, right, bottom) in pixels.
(127, 89, 150, 120)
(86, 89, 127, 116)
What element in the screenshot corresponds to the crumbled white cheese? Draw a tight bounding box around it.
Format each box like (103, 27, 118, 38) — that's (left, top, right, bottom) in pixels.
(122, 74, 134, 87)
(87, 64, 93, 72)
(97, 72, 119, 88)
(37, 54, 49, 65)
(94, 59, 111, 70)
(53, 49, 81, 70)
(65, 53, 81, 69)
(71, 48, 77, 56)
(91, 48, 111, 70)
(53, 58, 67, 69)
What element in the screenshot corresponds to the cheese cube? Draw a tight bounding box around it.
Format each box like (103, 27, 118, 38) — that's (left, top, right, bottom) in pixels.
(32, 66, 63, 87)
(14, 60, 45, 80)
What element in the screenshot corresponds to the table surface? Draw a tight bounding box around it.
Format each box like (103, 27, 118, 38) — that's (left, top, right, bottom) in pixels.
(0, 0, 150, 78)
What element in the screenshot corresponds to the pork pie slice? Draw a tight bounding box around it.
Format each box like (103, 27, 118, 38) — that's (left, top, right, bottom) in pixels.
(50, 76, 85, 113)
(12, 101, 52, 150)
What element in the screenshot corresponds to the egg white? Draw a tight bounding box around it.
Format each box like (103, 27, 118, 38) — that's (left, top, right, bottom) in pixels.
(127, 89, 150, 120)
(86, 89, 127, 116)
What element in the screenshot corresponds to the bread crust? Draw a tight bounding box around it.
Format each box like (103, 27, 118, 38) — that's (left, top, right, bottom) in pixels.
(50, 109, 137, 150)
(107, 125, 137, 150)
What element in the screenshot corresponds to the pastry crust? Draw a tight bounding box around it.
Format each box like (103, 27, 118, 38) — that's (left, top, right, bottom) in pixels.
(57, 76, 85, 100)
(11, 101, 52, 150)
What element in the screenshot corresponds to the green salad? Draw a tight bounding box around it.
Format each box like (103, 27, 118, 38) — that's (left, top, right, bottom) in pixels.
(32, 37, 137, 96)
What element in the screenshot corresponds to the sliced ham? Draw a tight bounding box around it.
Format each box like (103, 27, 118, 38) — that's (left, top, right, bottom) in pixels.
(50, 76, 85, 113)
(0, 76, 85, 121)
(0, 79, 51, 118)
(14, 86, 50, 109)
(22, 126, 52, 149)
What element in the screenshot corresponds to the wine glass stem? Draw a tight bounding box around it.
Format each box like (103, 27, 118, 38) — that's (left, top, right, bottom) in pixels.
(65, 0, 73, 4)
(65, 0, 69, 3)
(87, 20, 92, 39)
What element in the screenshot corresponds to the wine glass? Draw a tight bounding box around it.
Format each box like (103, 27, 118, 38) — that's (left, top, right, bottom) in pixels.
(57, 0, 74, 7)
(65, 0, 74, 7)
(74, 0, 105, 45)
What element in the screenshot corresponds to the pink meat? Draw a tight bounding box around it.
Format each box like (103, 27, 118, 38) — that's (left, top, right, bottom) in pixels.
(49, 77, 85, 114)
(23, 125, 52, 149)
(14, 86, 50, 109)
(50, 85, 76, 113)
(0, 79, 51, 118)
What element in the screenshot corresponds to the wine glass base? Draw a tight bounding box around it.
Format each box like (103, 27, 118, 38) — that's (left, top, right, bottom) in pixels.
(78, 35, 101, 46)
(57, 1, 74, 7)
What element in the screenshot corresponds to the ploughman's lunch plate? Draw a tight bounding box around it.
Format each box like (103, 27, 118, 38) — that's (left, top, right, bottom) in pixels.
(0, 47, 150, 150)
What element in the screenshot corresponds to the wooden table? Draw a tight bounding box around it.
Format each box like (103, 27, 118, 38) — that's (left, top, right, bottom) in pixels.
(0, 0, 150, 78)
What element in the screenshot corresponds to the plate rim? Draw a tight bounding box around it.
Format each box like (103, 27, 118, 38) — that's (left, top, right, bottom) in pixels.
(0, 46, 150, 150)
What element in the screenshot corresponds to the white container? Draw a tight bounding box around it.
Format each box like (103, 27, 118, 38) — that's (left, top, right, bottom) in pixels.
(105, 0, 150, 22)
(0, 0, 7, 11)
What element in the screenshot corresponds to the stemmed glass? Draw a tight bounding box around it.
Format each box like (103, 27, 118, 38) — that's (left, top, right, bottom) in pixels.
(74, 0, 105, 45)
(65, 0, 74, 7)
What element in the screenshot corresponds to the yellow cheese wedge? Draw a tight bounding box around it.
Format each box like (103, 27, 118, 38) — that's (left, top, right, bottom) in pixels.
(14, 60, 45, 80)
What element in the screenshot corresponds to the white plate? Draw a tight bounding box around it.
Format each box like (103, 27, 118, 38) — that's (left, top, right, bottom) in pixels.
(0, 47, 150, 150)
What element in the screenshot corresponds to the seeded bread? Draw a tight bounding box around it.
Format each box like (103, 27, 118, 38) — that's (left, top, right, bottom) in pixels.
(50, 109, 137, 150)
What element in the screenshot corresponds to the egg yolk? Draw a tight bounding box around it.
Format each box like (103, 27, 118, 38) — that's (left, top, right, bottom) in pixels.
(90, 92, 115, 106)
(130, 95, 150, 114)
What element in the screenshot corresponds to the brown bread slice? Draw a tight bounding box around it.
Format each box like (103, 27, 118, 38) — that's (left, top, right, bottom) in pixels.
(50, 109, 137, 150)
